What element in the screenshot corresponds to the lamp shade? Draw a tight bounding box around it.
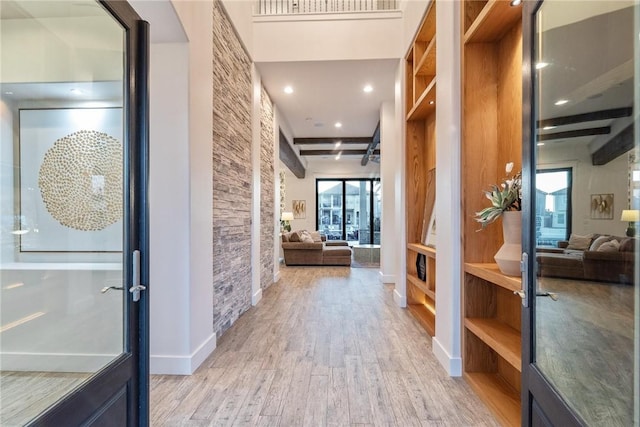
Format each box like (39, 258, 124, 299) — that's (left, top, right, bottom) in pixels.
(281, 212, 294, 221)
(621, 210, 640, 222)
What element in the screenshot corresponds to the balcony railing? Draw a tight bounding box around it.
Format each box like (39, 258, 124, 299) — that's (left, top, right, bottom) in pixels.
(256, 0, 398, 15)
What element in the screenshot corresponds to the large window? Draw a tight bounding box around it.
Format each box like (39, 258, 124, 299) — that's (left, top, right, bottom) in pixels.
(535, 168, 572, 246)
(316, 178, 381, 245)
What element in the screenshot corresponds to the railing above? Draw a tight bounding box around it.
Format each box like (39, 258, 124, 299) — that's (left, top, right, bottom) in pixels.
(256, 0, 398, 15)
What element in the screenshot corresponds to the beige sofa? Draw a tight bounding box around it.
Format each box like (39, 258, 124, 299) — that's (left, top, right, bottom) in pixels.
(281, 230, 352, 266)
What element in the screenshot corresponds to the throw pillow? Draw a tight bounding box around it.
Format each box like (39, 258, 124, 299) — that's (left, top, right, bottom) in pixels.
(301, 234, 314, 244)
(619, 238, 636, 252)
(289, 231, 301, 242)
(589, 235, 611, 251)
(310, 231, 322, 243)
(566, 233, 593, 251)
(597, 240, 620, 252)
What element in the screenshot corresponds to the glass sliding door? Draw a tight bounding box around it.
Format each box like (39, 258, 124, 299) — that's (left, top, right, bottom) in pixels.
(316, 178, 380, 244)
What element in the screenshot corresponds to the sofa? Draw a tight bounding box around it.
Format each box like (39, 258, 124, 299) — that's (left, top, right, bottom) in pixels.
(281, 230, 352, 266)
(536, 233, 635, 284)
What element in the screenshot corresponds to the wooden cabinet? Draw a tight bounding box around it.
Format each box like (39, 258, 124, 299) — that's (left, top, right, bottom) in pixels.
(461, 1, 524, 425)
(405, 1, 437, 336)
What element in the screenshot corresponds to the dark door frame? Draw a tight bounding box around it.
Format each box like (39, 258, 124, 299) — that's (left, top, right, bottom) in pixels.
(26, 1, 150, 425)
(522, 1, 585, 425)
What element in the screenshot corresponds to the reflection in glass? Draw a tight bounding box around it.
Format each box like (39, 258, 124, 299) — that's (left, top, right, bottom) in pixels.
(0, 0, 125, 424)
(534, 1, 638, 425)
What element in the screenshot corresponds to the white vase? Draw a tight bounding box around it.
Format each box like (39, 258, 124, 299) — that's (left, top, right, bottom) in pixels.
(494, 211, 522, 276)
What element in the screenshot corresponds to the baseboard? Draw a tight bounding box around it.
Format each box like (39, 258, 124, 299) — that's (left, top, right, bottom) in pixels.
(252, 288, 263, 306)
(379, 271, 395, 284)
(393, 288, 406, 307)
(1, 352, 118, 372)
(273, 270, 281, 283)
(150, 332, 216, 375)
(432, 337, 462, 376)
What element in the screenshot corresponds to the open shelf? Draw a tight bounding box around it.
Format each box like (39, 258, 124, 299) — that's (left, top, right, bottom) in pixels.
(407, 242, 436, 258)
(414, 37, 436, 77)
(465, 263, 521, 292)
(408, 302, 435, 336)
(464, 0, 523, 44)
(407, 273, 435, 300)
(465, 318, 521, 372)
(407, 79, 436, 121)
(464, 372, 521, 427)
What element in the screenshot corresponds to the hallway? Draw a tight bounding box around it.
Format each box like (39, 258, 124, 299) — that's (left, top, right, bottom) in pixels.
(150, 267, 498, 426)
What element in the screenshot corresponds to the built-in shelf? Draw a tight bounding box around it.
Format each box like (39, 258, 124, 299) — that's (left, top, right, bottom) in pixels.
(464, 372, 521, 427)
(407, 242, 436, 258)
(407, 273, 435, 300)
(464, 263, 521, 292)
(414, 37, 436, 77)
(407, 79, 436, 121)
(464, 0, 523, 44)
(408, 302, 435, 336)
(465, 318, 522, 372)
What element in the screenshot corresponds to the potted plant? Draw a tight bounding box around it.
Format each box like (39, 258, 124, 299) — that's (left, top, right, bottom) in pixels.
(475, 162, 522, 276)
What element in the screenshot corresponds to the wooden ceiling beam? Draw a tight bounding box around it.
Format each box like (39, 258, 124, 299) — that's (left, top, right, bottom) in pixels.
(537, 107, 632, 128)
(592, 123, 634, 166)
(293, 137, 372, 145)
(300, 149, 381, 156)
(279, 130, 305, 178)
(537, 126, 610, 141)
(361, 121, 381, 166)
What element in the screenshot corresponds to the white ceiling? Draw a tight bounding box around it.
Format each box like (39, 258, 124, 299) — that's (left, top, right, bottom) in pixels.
(257, 59, 397, 139)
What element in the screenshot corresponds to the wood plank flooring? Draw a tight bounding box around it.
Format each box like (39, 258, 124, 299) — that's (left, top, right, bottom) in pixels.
(150, 266, 498, 426)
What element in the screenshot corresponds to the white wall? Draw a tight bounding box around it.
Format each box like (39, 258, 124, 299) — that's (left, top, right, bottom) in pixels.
(0, 100, 15, 263)
(401, 0, 431, 55)
(432, 0, 462, 376)
(252, 12, 402, 62)
(133, 0, 216, 375)
(380, 101, 397, 284)
(538, 143, 630, 237)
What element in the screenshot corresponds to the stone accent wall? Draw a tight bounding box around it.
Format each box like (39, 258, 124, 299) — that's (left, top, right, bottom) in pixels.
(212, 0, 252, 337)
(260, 86, 275, 290)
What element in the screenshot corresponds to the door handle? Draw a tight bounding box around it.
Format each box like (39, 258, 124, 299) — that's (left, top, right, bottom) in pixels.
(101, 285, 124, 293)
(128, 250, 146, 302)
(536, 291, 558, 301)
(515, 252, 529, 307)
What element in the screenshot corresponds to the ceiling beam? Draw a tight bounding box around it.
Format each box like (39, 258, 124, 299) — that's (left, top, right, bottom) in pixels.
(361, 121, 381, 166)
(279, 130, 305, 178)
(537, 107, 632, 128)
(592, 123, 634, 166)
(300, 149, 381, 156)
(293, 137, 372, 145)
(537, 126, 610, 141)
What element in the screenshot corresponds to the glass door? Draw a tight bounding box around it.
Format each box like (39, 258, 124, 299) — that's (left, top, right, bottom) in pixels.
(522, 1, 639, 425)
(0, 1, 148, 425)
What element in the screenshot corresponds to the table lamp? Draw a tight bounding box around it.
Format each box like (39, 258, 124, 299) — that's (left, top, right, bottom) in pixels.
(281, 211, 294, 232)
(620, 209, 639, 237)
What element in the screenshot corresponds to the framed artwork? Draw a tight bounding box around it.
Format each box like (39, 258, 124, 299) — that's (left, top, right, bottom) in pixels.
(425, 205, 436, 248)
(590, 193, 613, 220)
(18, 108, 124, 252)
(293, 199, 306, 219)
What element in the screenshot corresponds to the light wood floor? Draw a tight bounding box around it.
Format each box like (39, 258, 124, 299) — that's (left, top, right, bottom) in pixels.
(150, 266, 498, 427)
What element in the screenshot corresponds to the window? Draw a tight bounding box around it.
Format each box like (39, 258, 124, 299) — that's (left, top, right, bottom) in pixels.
(316, 178, 380, 244)
(536, 168, 572, 246)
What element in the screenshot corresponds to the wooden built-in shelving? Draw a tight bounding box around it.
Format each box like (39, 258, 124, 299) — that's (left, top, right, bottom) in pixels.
(461, 0, 524, 425)
(405, 1, 437, 338)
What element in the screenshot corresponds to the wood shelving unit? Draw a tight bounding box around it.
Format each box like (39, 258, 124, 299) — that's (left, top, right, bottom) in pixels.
(461, 0, 524, 425)
(405, 1, 437, 337)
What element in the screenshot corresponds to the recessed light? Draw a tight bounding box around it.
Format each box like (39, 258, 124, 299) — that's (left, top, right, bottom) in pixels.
(335, 141, 342, 148)
(284, 86, 293, 94)
(334, 122, 342, 128)
(535, 62, 549, 70)
(363, 85, 373, 93)
(542, 125, 556, 130)
(510, 0, 522, 6)
(537, 142, 545, 146)
(429, 100, 435, 105)
(554, 99, 569, 106)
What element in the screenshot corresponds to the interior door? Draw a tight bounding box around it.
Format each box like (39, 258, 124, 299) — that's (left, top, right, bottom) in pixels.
(522, 0, 639, 425)
(0, 1, 149, 425)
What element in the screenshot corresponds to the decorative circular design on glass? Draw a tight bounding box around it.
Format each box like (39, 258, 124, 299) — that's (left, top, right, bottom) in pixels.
(38, 130, 123, 231)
